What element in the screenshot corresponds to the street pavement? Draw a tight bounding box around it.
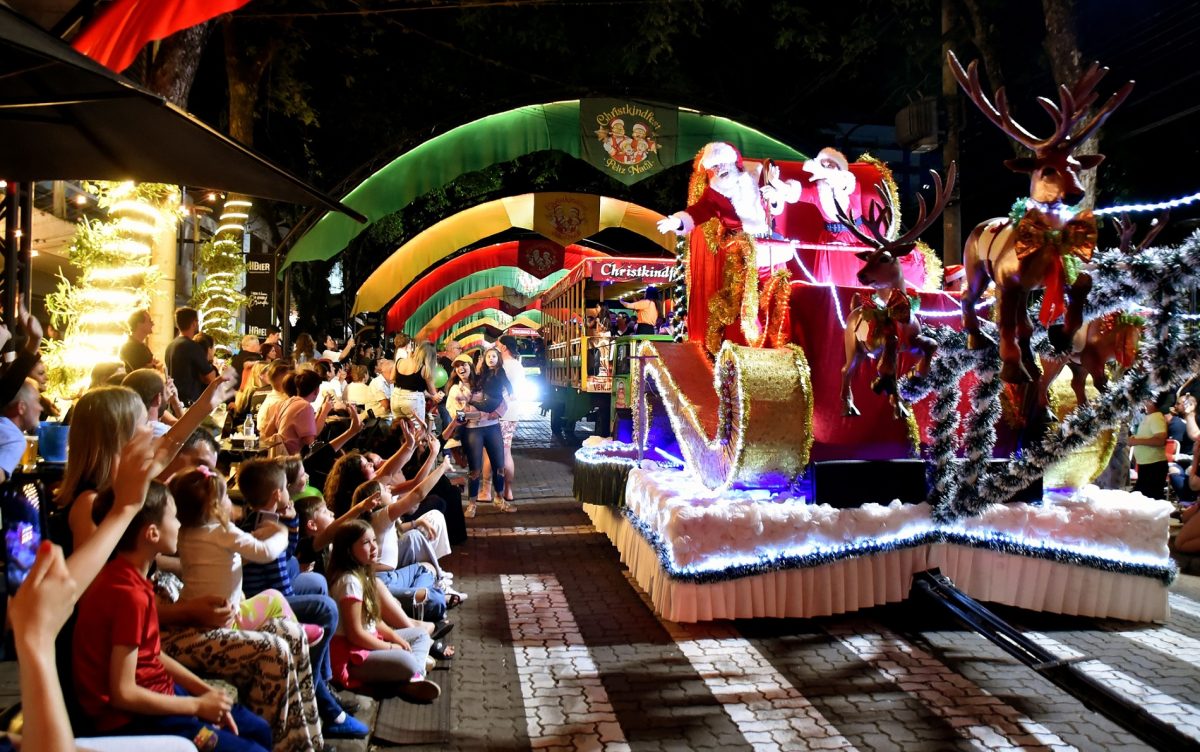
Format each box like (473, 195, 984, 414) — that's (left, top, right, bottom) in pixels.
(380, 411, 1200, 751)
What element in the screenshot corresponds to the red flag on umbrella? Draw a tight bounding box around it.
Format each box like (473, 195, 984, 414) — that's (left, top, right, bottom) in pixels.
(73, 0, 254, 73)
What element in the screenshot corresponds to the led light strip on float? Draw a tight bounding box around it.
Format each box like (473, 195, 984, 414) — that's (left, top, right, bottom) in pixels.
(790, 248, 988, 329)
(1094, 190, 1200, 216)
(618, 505, 1174, 585)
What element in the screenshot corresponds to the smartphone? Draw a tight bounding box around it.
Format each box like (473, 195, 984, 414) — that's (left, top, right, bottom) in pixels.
(256, 510, 280, 527)
(5, 522, 39, 592)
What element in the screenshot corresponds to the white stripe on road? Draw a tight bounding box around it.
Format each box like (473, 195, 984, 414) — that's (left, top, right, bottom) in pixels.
(1028, 632, 1200, 742)
(470, 525, 596, 538)
(501, 574, 630, 752)
(670, 628, 857, 751)
(829, 625, 1074, 751)
(620, 572, 855, 751)
(1168, 593, 1200, 621)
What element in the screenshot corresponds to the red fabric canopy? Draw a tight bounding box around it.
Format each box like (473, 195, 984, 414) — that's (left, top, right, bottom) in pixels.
(385, 241, 605, 332)
(73, 0, 253, 72)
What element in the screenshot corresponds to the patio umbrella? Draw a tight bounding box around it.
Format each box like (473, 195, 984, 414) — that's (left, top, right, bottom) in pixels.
(0, 5, 365, 221)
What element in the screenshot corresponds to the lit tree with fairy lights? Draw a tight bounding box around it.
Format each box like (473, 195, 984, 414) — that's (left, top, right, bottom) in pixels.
(43, 181, 178, 400)
(190, 197, 250, 349)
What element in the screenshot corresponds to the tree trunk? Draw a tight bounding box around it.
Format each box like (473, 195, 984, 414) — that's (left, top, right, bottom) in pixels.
(961, 0, 1019, 158)
(942, 0, 962, 265)
(146, 22, 212, 107)
(222, 17, 285, 147)
(1042, 0, 1100, 207)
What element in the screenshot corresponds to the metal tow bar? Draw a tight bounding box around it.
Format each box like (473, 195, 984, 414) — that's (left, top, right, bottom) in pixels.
(910, 569, 1200, 752)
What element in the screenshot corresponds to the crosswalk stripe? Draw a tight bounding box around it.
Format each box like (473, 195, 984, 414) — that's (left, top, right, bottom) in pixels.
(1027, 632, 1200, 742)
(670, 627, 857, 751)
(500, 574, 630, 751)
(1168, 593, 1200, 621)
(828, 625, 1075, 751)
(618, 572, 855, 750)
(470, 525, 596, 537)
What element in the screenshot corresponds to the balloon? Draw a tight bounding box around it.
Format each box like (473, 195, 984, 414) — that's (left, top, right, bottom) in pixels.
(434, 365, 449, 389)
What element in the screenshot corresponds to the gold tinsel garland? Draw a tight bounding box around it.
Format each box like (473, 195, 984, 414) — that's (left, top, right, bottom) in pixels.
(758, 268, 793, 348)
(634, 340, 814, 490)
(915, 240, 943, 292)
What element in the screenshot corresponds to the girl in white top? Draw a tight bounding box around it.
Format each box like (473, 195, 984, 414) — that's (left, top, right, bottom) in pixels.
(326, 520, 440, 700)
(169, 466, 305, 633)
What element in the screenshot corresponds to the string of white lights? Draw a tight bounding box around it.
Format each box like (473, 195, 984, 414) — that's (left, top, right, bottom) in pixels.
(1094, 190, 1200, 217)
(788, 248, 987, 328)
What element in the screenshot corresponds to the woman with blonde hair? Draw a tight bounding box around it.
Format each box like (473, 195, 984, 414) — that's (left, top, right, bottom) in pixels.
(292, 332, 317, 364)
(392, 341, 439, 425)
(55, 378, 225, 553)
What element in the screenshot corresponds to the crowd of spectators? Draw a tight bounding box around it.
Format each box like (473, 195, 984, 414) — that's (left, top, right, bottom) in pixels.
(0, 305, 535, 751)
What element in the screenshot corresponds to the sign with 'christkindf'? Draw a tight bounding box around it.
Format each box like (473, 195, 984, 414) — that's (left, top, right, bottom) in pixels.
(244, 252, 275, 336)
(591, 260, 674, 283)
(580, 99, 677, 185)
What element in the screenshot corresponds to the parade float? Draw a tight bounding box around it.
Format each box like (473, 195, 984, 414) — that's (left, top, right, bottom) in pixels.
(575, 53, 1188, 624)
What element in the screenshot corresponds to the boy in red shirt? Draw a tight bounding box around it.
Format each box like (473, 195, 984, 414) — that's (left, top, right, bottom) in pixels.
(73, 483, 273, 752)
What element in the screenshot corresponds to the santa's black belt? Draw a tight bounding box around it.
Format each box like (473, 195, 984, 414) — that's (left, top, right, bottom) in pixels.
(824, 217, 865, 234)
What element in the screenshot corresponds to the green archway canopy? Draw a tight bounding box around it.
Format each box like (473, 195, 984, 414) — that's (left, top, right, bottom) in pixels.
(448, 309, 545, 341)
(405, 267, 569, 337)
(419, 290, 537, 342)
(280, 99, 806, 270)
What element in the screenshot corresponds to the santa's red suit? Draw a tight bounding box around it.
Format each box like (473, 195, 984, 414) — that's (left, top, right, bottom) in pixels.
(684, 187, 751, 351)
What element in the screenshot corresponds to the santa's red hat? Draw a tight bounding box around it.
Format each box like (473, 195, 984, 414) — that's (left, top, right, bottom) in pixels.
(944, 265, 966, 283)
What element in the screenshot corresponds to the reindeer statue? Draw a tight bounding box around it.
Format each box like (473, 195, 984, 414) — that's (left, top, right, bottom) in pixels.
(840, 165, 956, 419)
(950, 51, 1134, 385)
(1037, 213, 1167, 408)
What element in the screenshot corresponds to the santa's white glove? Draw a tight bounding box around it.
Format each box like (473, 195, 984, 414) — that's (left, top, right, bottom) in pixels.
(656, 215, 684, 235)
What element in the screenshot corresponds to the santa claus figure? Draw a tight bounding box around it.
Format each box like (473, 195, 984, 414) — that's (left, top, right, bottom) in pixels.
(657, 142, 802, 353)
(601, 118, 633, 163)
(798, 147, 865, 244)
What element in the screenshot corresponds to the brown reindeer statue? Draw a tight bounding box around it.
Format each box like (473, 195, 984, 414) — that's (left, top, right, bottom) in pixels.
(949, 51, 1134, 385)
(840, 164, 956, 419)
(1037, 213, 1166, 408)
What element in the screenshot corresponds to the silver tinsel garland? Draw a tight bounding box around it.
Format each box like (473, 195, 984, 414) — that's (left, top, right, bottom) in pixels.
(897, 230, 1200, 521)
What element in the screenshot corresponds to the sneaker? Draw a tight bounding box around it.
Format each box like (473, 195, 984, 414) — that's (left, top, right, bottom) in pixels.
(337, 695, 362, 716)
(397, 678, 441, 704)
(324, 712, 369, 738)
(303, 624, 325, 645)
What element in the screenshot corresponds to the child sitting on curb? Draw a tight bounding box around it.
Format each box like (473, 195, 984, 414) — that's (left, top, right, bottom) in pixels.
(73, 482, 273, 751)
(236, 458, 367, 739)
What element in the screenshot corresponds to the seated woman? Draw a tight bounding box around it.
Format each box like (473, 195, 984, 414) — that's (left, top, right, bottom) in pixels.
(274, 371, 364, 460)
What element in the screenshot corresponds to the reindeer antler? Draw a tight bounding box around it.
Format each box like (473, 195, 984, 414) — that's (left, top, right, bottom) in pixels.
(948, 51, 1134, 157)
(834, 190, 893, 250)
(836, 164, 957, 254)
(1114, 211, 1170, 254)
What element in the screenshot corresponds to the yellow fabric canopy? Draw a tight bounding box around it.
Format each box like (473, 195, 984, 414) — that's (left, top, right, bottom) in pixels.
(353, 192, 672, 315)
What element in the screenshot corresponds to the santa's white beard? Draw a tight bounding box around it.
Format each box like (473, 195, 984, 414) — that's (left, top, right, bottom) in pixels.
(816, 170, 857, 222)
(710, 169, 770, 235)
